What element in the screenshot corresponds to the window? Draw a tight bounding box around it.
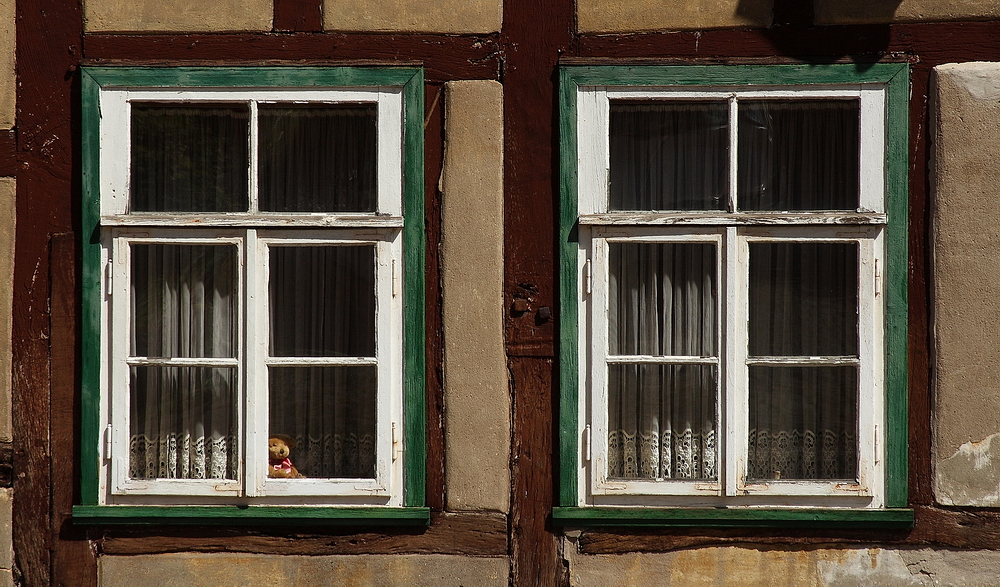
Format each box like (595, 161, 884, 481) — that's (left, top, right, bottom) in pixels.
(77, 67, 427, 523)
(555, 64, 911, 527)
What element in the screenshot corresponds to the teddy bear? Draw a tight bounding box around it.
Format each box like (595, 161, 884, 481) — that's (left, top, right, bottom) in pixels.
(268, 434, 306, 478)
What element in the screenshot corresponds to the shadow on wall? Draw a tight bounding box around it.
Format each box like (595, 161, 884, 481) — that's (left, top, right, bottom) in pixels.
(733, 0, 905, 66)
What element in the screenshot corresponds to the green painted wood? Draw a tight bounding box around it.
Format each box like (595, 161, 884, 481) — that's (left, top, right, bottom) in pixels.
(551, 507, 914, 529)
(79, 69, 104, 506)
(884, 64, 910, 509)
(560, 63, 910, 90)
(72, 505, 430, 526)
(83, 66, 419, 90)
(79, 66, 426, 510)
(558, 68, 580, 508)
(557, 62, 910, 512)
(401, 68, 427, 508)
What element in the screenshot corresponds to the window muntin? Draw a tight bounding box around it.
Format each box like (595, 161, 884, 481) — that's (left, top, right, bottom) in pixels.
(577, 84, 887, 508)
(97, 85, 406, 506)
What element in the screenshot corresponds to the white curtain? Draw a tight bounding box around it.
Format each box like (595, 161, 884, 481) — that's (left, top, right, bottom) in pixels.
(606, 99, 862, 482)
(747, 242, 858, 480)
(607, 242, 717, 480)
(609, 101, 728, 211)
(267, 245, 377, 479)
(127, 104, 380, 482)
(258, 105, 378, 213)
(130, 104, 249, 212)
(129, 244, 239, 480)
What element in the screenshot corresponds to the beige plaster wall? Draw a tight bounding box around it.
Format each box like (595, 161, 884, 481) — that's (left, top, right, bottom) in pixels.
(565, 542, 1000, 586)
(932, 62, 1000, 506)
(439, 80, 509, 513)
(99, 553, 508, 587)
(815, 0, 1000, 25)
(0, 0, 12, 129)
(324, 0, 501, 33)
(578, 0, 771, 33)
(84, 0, 271, 33)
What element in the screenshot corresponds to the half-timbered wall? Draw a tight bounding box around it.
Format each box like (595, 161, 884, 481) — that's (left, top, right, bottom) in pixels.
(9, 0, 1000, 584)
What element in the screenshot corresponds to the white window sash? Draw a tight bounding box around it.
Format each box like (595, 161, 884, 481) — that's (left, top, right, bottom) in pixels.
(577, 83, 889, 508)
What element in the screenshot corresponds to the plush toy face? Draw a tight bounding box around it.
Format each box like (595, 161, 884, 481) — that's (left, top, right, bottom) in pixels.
(267, 435, 304, 478)
(268, 437, 294, 461)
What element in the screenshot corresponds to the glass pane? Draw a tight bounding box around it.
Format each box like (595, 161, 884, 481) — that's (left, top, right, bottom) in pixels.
(748, 242, 858, 357)
(269, 246, 375, 357)
(130, 104, 249, 212)
(259, 105, 377, 213)
(748, 366, 858, 481)
(610, 101, 728, 211)
(131, 244, 237, 359)
(608, 364, 717, 480)
(269, 366, 377, 479)
(609, 242, 716, 357)
(129, 366, 237, 480)
(738, 99, 859, 211)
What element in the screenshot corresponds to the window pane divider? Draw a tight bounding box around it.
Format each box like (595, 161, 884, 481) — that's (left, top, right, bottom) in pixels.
(264, 357, 378, 366)
(101, 214, 405, 228)
(126, 357, 239, 367)
(579, 213, 887, 226)
(605, 355, 717, 365)
(746, 356, 860, 366)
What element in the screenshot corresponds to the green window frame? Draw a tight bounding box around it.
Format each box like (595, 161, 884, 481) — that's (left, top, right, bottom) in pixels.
(555, 63, 911, 528)
(75, 66, 428, 525)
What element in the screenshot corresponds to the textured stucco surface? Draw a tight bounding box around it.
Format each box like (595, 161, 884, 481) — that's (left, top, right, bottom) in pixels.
(815, 0, 1000, 24)
(577, 0, 771, 33)
(566, 542, 1000, 586)
(99, 553, 508, 587)
(84, 0, 271, 32)
(0, 179, 13, 443)
(440, 80, 509, 513)
(931, 62, 1000, 506)
(323, 0, 501, 33)
(0, 0, 12, 129)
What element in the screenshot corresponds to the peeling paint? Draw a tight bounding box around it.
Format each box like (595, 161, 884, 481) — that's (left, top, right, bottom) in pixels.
(937, 62, 1000, 101)
(936, 432, 1000, 506)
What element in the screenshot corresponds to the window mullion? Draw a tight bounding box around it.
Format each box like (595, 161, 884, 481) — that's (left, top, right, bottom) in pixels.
(249, 100, 259, 215)
(244, 228, 266, 497)
(109, 235, 132, 495)
(723, 226, 746, 497)
(728, 94, 738, 214)
(589, 236, 610, 495)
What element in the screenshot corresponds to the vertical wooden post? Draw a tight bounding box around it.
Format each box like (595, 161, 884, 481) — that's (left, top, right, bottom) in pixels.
(502, 0, 574, 583)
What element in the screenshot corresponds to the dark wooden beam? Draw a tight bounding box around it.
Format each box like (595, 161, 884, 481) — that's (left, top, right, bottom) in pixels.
(82, 33, 503, 83)
(97, 512, 508, 556)
(50, 233, 98, 587)
(15, 0, 84, 582)
(273, 0, 323, 32)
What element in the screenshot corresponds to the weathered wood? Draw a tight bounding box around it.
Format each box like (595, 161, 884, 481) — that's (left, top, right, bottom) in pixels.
(97, 512, 507, 556)
(579, 506, 1000, 553)
(423, 82, 446, 513)
(273, 0, 322, 32)
(579, 213, 888, 226)
(502, 0, 571, 582)
(50, 233, 98, 587)
(509, 357, 561, 586)
(101, 214, 405, 228)
(15, 0, 84, 582)
(82, 34, 502, 83)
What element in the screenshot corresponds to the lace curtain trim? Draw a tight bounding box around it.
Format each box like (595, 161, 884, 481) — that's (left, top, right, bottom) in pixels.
(129, 433, 237, 480)
(608, 428, 717, 480)
(747, 428, 857, 480)
(128, 432, 377, 480)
